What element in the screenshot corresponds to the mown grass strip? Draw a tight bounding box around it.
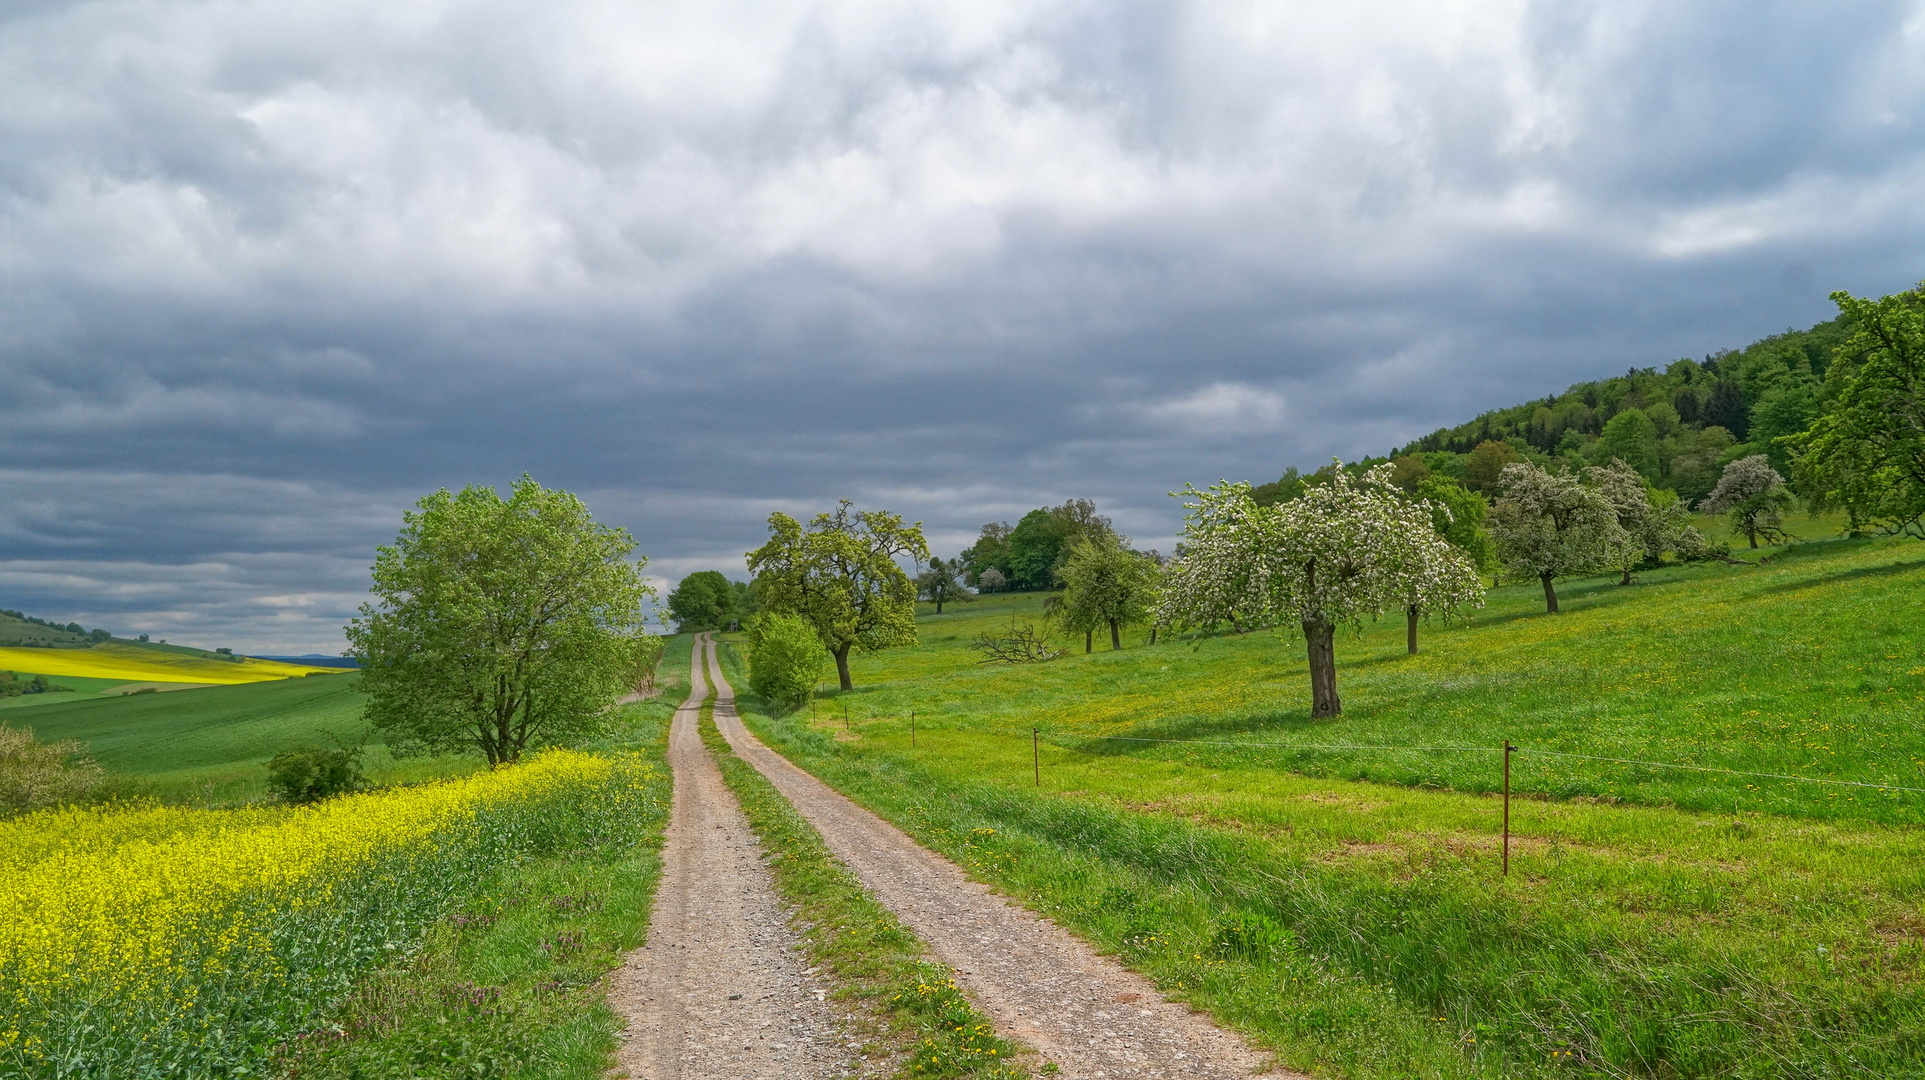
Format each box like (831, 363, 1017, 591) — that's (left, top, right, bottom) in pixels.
(697, 690, 1029, 1079)
(274, 705, 675, 1080)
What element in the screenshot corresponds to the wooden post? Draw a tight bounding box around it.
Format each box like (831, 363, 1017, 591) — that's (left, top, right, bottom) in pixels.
(911, 710, 916, 748)
(1502, 741, 1514, 876)
(1033, 728, 1040, 787)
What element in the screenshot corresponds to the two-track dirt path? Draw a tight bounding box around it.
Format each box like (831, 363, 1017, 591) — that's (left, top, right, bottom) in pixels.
(608, 635, 856, 1079)
(699, 644, 1284, 1080)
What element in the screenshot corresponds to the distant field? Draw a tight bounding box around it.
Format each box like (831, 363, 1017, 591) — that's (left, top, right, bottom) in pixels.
(0, 643, 333, 686)
(19, 673, 479, 802)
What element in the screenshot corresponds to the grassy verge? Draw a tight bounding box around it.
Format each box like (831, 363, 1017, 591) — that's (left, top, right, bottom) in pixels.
(718, 643, 1925, 1080)
(276, 699, 676, 1079)
(696, 688, 1029, 1078)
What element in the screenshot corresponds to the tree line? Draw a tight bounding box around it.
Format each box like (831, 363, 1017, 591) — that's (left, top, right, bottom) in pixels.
(340, 283, 1925, 772)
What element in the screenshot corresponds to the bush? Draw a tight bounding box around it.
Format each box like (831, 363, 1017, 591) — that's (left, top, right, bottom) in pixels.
(746, 613, 828, 710)
(266, 745, 366, 804)
(0, 725, 102, 816)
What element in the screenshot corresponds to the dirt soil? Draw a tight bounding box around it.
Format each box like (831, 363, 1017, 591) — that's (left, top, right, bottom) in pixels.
(608, 636, 859, 1079)
(702, 646, 1287, 1080)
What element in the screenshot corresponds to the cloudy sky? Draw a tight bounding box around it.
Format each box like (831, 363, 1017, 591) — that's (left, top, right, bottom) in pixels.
(4, 0, 1924, 653)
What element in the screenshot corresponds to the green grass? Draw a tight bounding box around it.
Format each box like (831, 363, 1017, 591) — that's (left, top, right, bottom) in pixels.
(275, 703, 675, 1080)
(698, 688, 1027, 1078)
(717, 534, 1925, 1080)
(14, 671, 469, 803)
(840, 533, 1925, 825)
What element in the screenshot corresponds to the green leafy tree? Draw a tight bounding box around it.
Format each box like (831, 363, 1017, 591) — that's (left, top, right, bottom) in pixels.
(1053, 538, 1161, 651)
(747, 501, 928, 691)
(667, 570, 740, 632)
(959, 522, 1013, 585)
(1488, 461, 1636, 613)
(745, 612, 829, 710)
(1700, 455, 1797, 548)
(1414, 476, 1497, 574)
(1790, 285, 1925, 537)
(1161, 464, 1481, 717)
(1004, 509, 1064, 590)
(1594, 408, 1660, 479)
(1463, 440, 1524, 492)
(347, 477, 658, 766)
(916, 557, 972, 614)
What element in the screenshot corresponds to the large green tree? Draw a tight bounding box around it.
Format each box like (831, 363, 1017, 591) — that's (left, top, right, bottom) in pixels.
(1594, 408, 1661, 479)
(347, 478, 658, 766)
(666, 570, 742, 632)
(1790, 285, 1925, 537)
(747, 501, 928, 691)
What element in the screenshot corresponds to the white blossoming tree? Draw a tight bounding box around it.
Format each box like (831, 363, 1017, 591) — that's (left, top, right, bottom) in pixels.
(1488, 461, 1636, 613)
(1589, 458, 1705, 583)
(1160, 464, 1482, 717)
(1699, 454, 1797, 549)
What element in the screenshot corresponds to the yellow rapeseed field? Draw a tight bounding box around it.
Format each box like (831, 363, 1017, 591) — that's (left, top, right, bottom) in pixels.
(0, 643, 336, 685)
(0, 749, 658, 1078)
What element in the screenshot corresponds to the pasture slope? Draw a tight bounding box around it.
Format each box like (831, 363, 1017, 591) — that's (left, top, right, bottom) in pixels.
(17, 670, 477, 802)
(722, 531, 1925, 1080)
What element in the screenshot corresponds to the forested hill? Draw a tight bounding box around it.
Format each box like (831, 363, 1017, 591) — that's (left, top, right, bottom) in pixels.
(1327, 313, 1852, 507)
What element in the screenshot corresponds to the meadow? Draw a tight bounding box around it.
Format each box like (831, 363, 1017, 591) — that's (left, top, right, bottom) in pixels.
(722, 532, 1925, 1079)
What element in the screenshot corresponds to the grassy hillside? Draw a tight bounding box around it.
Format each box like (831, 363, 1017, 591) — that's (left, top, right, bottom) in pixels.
(19, 674, 478, 803)
(719, 533, 1925, 1079)
(811, 531, 1924, 824)
(0, 643, 333, 686)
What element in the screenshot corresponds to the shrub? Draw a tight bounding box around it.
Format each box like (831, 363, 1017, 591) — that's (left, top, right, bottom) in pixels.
(0, 725, 102, 816)
(746, 613, 828, 710)
(267, 746, 367, 804)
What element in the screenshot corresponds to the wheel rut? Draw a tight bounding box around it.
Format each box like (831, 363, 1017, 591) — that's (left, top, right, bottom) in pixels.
(700, 646, 1286, 1080)
(608, 635, 856, 1079)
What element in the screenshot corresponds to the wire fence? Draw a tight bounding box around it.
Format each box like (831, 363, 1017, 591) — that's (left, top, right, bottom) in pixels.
(812, 703, 1925, 800)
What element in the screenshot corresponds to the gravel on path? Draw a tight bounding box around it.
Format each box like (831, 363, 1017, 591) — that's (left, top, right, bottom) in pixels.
(608, 635, 858, 1080)
(702, 647, 1292, 1080)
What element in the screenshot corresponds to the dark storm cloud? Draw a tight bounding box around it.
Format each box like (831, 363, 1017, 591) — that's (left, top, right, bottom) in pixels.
(4, 0, 1925, 651)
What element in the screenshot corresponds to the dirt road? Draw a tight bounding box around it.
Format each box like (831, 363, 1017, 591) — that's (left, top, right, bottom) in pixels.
(701, 645, 1282, 1080)
(608, 635, 857, 1080)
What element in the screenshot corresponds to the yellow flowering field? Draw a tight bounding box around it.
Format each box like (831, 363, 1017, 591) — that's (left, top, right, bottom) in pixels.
(0, 749, 659, 1078)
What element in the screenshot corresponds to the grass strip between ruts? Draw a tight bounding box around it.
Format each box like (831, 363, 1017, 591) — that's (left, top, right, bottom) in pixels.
(697, 690, 1033, 1079)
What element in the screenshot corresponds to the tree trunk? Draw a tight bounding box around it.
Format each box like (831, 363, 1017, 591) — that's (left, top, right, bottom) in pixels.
(1084, 629, 1092, 654)
(1541, 573, 1559, 613)
(834, 643, 853, 691)
(1149, 625, 1158, 646)
(1109, 620, 1121, 650)
(1406, 604, 1418, 655)
(935, 596, 944, 614)
(1747, 526, 1759, 549)
(1303, 619, 1341, 717)
(1619, 568, 1633, 585)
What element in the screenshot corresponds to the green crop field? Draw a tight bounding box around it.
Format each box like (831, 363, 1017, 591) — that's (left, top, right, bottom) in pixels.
(721, 531, 1925, 1079)
(19, 673, 480, 803)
